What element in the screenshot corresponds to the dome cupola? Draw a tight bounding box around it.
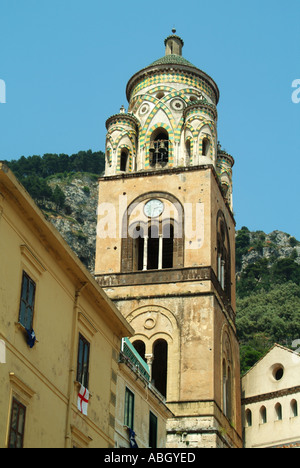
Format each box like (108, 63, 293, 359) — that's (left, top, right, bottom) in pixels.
(104, 31, 234, 210)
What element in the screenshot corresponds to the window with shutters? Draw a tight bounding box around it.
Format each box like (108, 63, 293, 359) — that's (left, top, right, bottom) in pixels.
(8, 398, 26, 449)
(149, 412, 158, 448)
(124, 388, 135, 430)
(76, 333, 90, 389)
(18, 271, 36, 330)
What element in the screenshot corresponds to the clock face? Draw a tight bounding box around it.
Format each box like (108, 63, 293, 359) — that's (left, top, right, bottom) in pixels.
(144, 199, 164, 218)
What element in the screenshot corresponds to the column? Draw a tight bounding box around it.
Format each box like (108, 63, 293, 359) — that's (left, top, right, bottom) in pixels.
(158, 234, 163, 270)
(145, 354, 154, 381)
(143, 235, 148, 271)
(221, 259, 225, 289)
(217, 254, 221, 283)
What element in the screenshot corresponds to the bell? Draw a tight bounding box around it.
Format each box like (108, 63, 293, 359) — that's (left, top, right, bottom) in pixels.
(159, 141, 167, 154)
(149, 141, 155, 153)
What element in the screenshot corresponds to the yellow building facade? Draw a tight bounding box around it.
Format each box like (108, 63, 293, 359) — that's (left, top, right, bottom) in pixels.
(0, 163, 134, 448)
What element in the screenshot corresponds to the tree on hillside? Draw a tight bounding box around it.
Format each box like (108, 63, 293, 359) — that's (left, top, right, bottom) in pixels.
(271, 258, 300, 285)
(52, 185, 66, 210)
(236, 226, 250, 270)
(22, 175, 53, 204)
(236, 281, 300, 345)
(4, 149, 105, 180)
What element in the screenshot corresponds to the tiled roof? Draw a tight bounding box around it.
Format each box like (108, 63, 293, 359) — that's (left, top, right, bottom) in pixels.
(150, 54, 196, 68)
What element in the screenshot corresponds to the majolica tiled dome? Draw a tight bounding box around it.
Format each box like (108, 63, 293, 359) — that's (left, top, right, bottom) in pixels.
(150, 54, 196, 68)
(126, 31, 219, 104)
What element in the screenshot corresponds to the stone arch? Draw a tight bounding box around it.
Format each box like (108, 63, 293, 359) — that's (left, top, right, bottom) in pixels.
(216, 210, 231, 299)
(220, 324, 234, 422)
(105, 145, 113, 168)
(197, 121, 216, 160)
(121, 192, 184, 272)
(118, 145, 131, 172)
(198, 129, 213, 160)
(144, 122, 174, 168)
(126, 304, 180, 401)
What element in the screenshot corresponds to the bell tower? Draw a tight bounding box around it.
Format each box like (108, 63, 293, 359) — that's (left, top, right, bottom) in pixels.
(95, 32, 242, 448)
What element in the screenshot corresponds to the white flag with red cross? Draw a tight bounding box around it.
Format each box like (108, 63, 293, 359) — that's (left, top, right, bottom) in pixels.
(77, 384, 89, 416)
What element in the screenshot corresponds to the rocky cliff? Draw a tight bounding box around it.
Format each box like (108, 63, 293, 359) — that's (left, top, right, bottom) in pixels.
(236, 228, 300, 274)
(44, 173, 99, 273)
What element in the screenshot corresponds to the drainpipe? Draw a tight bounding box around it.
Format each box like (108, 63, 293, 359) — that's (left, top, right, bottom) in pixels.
(65, 283, 87, 448)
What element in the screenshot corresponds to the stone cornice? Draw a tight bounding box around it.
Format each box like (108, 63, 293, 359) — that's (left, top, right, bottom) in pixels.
(95, 266, 236, 325)
(100, 163, 214, 181)
(242, 385, 300, 405)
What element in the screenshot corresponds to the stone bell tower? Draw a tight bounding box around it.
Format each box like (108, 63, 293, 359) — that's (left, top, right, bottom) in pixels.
(95, 31, 242, 448)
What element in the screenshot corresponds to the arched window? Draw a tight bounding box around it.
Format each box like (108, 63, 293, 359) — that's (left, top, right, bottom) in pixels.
(185, 139, 191, 161)
(149, 129, 169, 167)
(132, 340, 146, 362)
(122, 193, 184, 273)
(202, 137, 210, 156)
(291, 399, 298, 417)
(217, 212, 231, 298)
(221, 183, 229, 199)
(275, 402, 282, 421)
(260, 406, 267, 424)
(222, 360, 232, 421)
(120, 149, 129, 172)
(152, 339, 168, 398)
(245, 409, 252, 427)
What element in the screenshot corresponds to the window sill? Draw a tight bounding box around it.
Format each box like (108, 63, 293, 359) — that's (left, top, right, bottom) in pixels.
(14, 322, 39, 344)
(74, 381, 92, 398)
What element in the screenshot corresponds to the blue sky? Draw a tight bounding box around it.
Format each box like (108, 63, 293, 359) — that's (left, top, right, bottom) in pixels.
(0, 0, 299, 239)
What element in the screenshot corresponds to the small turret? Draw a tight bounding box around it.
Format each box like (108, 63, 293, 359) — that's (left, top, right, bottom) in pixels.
(164, 29, 184, 56)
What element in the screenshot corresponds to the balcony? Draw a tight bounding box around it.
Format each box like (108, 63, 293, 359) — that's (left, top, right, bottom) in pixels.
(120, 337, 150, 381)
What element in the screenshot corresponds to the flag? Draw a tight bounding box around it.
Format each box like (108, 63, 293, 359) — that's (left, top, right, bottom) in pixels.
(77, 384, 89, 416)
(129, 428, 138, 448)
(25, 329, 36, 348)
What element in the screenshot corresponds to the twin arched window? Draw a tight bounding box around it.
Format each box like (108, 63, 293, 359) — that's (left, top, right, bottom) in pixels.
(132, 338, 168, 398)
(121, 193, 184, 273)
